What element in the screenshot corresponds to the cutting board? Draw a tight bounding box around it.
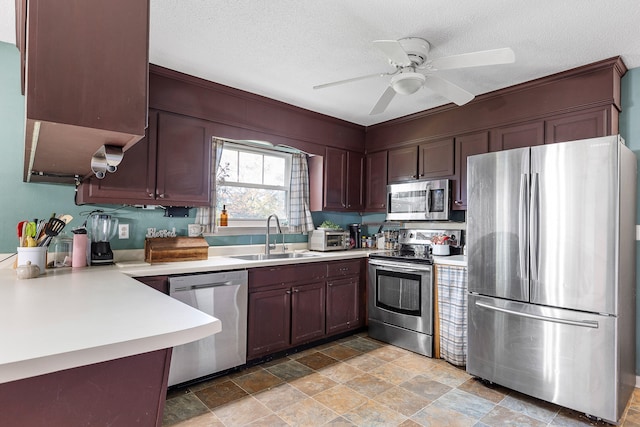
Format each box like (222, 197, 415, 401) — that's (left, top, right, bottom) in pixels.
(144, 237, 209, 263)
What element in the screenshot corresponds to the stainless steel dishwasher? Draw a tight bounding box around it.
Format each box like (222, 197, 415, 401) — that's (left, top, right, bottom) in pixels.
(168, 270, 248, 387)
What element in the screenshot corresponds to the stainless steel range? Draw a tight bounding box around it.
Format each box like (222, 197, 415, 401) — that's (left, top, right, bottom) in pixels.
(368, 229, 462, 357)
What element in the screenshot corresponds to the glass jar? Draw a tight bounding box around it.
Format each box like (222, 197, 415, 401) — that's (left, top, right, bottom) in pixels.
(48, 232, 73, 268)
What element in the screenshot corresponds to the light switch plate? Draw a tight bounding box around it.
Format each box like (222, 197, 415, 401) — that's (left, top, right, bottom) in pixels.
(118, 224, 129, 239)
(636, 225, 640, 241)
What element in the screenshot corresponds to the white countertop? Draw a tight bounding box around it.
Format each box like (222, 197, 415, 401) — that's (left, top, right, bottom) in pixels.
(0, 247, 463, 384)
(432, 254, 468, 267)
(0, 266, 221, 384)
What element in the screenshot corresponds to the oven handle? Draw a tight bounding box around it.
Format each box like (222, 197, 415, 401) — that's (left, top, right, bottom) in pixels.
(369, 259, 432, 273)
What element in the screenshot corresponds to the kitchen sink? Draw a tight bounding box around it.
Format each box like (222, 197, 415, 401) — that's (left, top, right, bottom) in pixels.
(230, 252, 319, 261)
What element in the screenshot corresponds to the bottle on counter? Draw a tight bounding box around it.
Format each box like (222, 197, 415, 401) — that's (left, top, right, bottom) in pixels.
(220, 205, 228, 227)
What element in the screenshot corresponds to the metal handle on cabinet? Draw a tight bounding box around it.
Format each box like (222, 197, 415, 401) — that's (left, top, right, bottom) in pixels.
(475, 301, 598, 328)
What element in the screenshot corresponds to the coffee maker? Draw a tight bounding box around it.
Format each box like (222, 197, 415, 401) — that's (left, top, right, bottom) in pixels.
(348, 223, 361, 249)
(89, 213, 118, 265)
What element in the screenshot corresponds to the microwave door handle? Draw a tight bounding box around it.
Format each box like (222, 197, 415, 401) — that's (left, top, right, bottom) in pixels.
(426, 184, 432, 215)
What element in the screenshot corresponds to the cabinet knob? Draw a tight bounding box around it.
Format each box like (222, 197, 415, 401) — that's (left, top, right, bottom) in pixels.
(419, 173, 425, 177)
(411, 175, 417, 179)
(158, 193, 166, 198)
(454, 200, 463, 205)
(148, 192, 154, 198)
(286, 290, 292, 294)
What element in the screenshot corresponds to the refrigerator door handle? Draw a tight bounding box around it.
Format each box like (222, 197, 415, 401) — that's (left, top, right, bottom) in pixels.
(529, 173, 539, 281)
(475, 301, 599, 328)
(518, 173, 528, 280)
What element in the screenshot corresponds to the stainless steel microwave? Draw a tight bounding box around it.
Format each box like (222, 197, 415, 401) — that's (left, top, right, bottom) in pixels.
(386, 179, 451, 221)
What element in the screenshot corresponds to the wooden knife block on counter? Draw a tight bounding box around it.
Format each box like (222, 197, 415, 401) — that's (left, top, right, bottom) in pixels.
(144, 237, 209, 263)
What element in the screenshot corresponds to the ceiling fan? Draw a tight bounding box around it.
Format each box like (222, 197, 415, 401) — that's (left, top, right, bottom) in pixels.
(313, 38, 515, 115)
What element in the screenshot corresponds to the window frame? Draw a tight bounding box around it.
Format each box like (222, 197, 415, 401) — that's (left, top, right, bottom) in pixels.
(214, 142, 292, 229)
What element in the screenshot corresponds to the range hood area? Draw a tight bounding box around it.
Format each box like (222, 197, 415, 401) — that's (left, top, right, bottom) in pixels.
(17, 0, 149, 184)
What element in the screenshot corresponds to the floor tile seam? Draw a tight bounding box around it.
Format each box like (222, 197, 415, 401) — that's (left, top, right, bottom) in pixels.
(367, 386, 434, 420)
(189, 392, 224, 424)
(273, 395, 342, 423)
(211, 393, 273, 425)
(229, 370, 285, 396)
(494, 394, 561, 424)
(428, 387, 499, 421)
(477, 403, 555, 427)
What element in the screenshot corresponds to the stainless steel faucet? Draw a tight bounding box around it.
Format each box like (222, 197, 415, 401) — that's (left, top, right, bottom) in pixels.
(265, 214, 284, 255)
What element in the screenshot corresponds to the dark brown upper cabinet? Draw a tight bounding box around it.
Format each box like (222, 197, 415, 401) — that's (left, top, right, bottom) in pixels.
(309, 148, 364, 212)
(365, 151, 388, 212)
(453, 131, 489, 210)
(18, 0, 149, 184)
(388, 138, 454, 183)
(77, 111, 212, 207)
(545, 107, 608, 144)
(490, 122, 545, 152)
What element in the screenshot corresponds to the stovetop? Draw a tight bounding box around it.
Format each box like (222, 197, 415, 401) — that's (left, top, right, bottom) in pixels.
(368, 250, 434, 265)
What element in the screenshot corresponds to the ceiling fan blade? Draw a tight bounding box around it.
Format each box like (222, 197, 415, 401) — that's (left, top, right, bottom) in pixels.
(370, 86, 397, 115)
(313, 72, 387, 90)
(429, 47, 515, 70)
(373, 40, 412, 67)
(423, 74, 475, 106)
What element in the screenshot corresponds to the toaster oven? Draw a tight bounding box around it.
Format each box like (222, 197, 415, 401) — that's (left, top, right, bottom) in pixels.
(308, 229, 350, 251)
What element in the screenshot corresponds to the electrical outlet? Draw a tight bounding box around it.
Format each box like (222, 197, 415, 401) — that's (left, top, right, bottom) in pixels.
(118, 224, 129, 239)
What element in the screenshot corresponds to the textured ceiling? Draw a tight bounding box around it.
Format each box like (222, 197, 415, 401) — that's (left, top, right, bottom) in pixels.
(2, 1, 640, 126)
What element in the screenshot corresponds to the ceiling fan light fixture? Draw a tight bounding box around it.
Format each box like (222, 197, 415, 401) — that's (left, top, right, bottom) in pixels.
(391, 72, 425, 95)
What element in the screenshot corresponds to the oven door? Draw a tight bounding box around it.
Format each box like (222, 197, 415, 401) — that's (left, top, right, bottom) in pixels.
(368, 259, 433, 334)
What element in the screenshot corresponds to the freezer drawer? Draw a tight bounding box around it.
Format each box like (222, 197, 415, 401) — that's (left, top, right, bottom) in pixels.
(467, 294, 623, 423)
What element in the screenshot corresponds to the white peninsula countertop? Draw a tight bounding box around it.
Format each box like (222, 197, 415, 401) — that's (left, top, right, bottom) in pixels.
(0, 265, 220, 384)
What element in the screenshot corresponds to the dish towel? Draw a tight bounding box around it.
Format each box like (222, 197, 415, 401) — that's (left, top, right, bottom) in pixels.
(437, 265, 468, 367)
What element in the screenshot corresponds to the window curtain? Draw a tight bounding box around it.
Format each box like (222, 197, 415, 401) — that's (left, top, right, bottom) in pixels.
(195, 138, 224, 233)
(288, 153, 315, 233)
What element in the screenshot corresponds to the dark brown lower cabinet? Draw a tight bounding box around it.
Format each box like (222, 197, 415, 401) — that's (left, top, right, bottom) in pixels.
(248, 287, 291, 358)
(291, 281, 326, 345)
(135, 275, 169, 294)
(247, 260, 364, 360)
(0, 349, 171, 427)
(326, 275, 359, 335)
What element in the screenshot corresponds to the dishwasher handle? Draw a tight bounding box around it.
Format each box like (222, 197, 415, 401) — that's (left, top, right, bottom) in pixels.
(172, 281, 234, 293)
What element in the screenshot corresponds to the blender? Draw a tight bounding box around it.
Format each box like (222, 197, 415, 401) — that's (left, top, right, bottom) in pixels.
(89, 213, 118, 265)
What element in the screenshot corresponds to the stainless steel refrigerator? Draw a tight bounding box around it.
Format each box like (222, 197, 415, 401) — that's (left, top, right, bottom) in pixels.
(466, 135, 636, 423)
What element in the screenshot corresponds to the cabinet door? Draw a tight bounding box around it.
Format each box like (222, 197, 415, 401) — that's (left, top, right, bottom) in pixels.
(155, 113, 212, 206)
(323, 147, 347, 210)
(346, 152, 364, 211)
(76, 111, 158, 205)
(544, 108, 607, 144)
(388, 146, 418, 183)
(326, 276, 359, 335)
(291, 281, 326, 345)
(365, 151, 388, 212)
(419, 138, 454, 179)
(490, 122, 544, 152)
(454, 132, 489, 210)
(247, 287, 291, 359)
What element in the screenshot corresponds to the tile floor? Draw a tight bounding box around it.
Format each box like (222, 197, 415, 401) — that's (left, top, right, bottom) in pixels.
(163, 333, 640, 426)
